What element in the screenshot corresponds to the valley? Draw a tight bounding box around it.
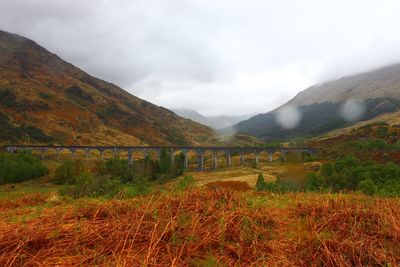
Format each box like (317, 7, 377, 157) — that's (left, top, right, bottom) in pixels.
(1, 6, 400, 265)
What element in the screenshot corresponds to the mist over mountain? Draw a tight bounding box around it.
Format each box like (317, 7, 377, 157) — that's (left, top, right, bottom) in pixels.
(286, 63, 400, 106)
(234, 63, 400, 141)
(0, 30, 219, 146)
(172, 109, 252, 129)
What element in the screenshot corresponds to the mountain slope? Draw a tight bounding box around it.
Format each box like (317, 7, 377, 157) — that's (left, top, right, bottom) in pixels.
(286, 63, 400, 106)
(312, 110, 400, 142)
(173, 108, 252, 129)
(0, 30, 219, 146)
(234, 64, 400, 141)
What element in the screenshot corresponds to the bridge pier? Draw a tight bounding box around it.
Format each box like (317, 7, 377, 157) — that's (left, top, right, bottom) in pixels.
(170, 148, 175, 166)
(40, 149, 46, 160)
(269, 152, 273, 162)
(282, 151, 287, 162)
(240, 152, 244, 165)
(226, 151, 231, 167)
(127, 149, 133, 166)
(113, 148, 119, 158)
(255, 152, 259, 166)
(6, 147, 15, 153)
(197, 150, 204, 171)
(212, 151, 217, 170)
(70, 149, 76, 161)
(56, 148, 61, 159)
(85, 148, 90, 160)
(183, 151, 188, 169)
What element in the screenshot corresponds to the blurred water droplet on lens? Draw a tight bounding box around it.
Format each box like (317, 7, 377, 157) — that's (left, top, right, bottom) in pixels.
(339, 99, 365, 122)
(275, 106, 302, 129)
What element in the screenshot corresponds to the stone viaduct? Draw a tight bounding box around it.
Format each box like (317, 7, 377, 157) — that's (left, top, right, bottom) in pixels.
(3, 146, 318, 171)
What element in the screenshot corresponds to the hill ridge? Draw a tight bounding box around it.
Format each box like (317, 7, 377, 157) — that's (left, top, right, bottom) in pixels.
(0, 29, 219, 146)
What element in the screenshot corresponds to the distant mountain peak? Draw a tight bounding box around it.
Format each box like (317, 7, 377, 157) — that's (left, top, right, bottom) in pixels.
(172, 108, 253, 129)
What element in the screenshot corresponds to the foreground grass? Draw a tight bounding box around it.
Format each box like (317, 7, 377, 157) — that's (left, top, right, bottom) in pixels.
(0, 184, 399, 266)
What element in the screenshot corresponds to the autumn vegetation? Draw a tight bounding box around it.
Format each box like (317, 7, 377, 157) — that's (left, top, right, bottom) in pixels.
(1, 121, 400, 265)
(1, 184, 400, 266)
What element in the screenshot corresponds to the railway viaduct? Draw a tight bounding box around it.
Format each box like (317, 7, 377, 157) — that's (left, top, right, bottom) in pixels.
(4, 146, 318, 171)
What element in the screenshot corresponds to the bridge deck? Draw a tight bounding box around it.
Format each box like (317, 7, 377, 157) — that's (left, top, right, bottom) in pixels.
(3, 145, 318, 151)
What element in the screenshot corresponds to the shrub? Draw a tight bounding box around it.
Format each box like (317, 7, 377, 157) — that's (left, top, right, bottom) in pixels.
(338, 139, 391, 152)
(394, 140, 400, 149)
(155, 149, 185, 180)
(377, 126, 388, 138)
(255, 174, 267, 191)
(105, 158, 134, 183)
(21, 125, 55, 143)
(173, 152, 186, 176)
(59, 173, 123, 198)
(304, 156, 400, 196)
(0, 112, 25, 141)
(302, 153, 316, 162)
(140, 156, 161, 181)
(53, 160, 73, 184)
(159, 148, 173, 175)
(65, 86, 94, 103)
(304, 173, 325, 191)
(320, 163, 334, 177)
(263, 177, 301, 193)
(273, 177, 302, 193)
(176, 175, 195, 191)
(53, 160, 85, 184)
(264, 181, 277, 192)
(378, 180, 400, 197)
(123, 182, 153, 198)
(0, 152, 48, 183)
(357, 179, 378, 195)
(0, 89, 17, 108)
(55, 152, 187, 198)
(39, 92, 53, 100)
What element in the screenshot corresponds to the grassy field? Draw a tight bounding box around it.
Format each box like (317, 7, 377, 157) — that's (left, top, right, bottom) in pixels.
(1, 162, 400, 266)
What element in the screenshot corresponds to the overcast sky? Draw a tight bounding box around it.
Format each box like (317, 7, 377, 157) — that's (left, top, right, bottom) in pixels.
(1, 0, 400, 116)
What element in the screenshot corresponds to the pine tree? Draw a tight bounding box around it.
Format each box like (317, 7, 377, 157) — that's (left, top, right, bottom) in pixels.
(255, 173, 267, 191)
(159, 148, 172, 175)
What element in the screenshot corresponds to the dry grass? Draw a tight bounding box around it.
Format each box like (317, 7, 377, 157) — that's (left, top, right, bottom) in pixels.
(295, 196, 400, 266)
(0, 193, 49, 211)
(174, 161, 312, 189)
(203, 181, 252, 191)
(0, 185, 399, 266)
(0, 188, 275, 266)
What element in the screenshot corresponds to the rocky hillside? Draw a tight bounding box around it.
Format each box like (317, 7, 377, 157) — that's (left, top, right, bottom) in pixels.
(0, 30, 219, 146)
(234, 64, 400, 141)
